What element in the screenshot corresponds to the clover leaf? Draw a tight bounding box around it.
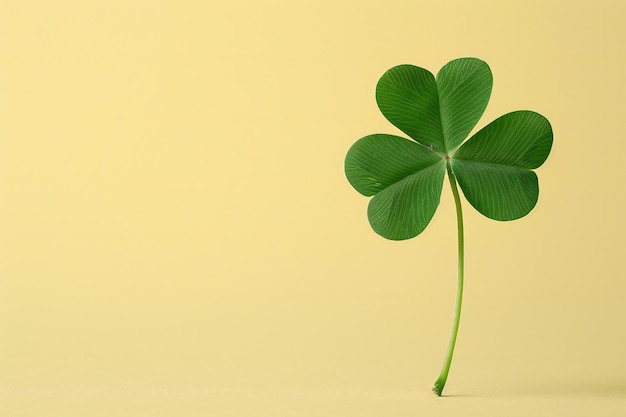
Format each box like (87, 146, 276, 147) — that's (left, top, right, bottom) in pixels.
(344, 58, 552, 396)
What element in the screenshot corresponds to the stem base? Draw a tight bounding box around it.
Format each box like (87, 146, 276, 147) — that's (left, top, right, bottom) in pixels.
(432, 378, 445, 396)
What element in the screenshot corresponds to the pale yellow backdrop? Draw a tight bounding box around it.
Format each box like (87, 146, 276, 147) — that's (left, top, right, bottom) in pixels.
(1, 1, 624, 416)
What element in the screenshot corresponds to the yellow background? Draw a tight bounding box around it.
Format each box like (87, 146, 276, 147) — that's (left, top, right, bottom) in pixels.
(1, 1, 624, 415)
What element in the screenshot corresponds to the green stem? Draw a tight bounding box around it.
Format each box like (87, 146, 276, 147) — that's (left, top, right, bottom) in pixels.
(432, 160, 465, 396)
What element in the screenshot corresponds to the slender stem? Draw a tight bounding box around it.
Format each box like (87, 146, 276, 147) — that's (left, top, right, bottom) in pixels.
(432, 160, 465, 396)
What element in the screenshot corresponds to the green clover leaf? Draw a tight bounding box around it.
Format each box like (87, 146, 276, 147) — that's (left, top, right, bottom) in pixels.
(345, 58, 552, 240)
(344, 57, 553, 395)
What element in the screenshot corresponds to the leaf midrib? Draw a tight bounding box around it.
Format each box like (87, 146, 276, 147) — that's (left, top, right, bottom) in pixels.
(382, 158, 445, 193)
(451, 157, 532, 172)
(436, 65, 483, 154)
